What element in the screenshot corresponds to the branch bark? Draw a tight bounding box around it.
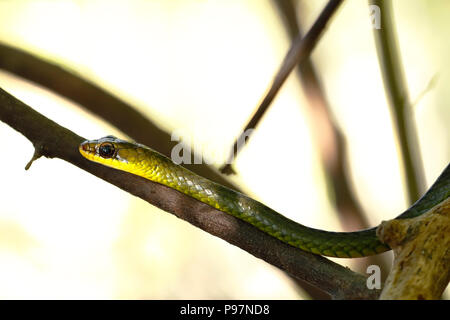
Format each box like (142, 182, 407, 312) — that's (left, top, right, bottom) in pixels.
(377, 197, 450, 299)
(0, 86, 378, 299)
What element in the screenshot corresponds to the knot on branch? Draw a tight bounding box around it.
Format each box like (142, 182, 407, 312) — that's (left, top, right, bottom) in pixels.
(377, 198, 450, 299)
(25, 142, 46, 170)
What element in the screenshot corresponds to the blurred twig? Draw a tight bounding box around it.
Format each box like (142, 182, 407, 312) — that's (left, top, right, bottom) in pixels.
(411, 74, 438, 107)
(370, 0, 425, 204)
(272, 0, 384, 299)
(273, 0, 391, 281)
(274, 0, 369, 232)
(220, 0, 343, 174)
(0, 86, 379, 300)
(0, 42, 238, 191)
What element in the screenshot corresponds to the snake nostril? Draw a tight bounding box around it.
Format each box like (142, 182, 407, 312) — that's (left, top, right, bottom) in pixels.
(80, 142, 92, 153)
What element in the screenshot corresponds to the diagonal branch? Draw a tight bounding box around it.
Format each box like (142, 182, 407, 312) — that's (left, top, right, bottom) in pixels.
(220, 0, 344, 174)
(0, 86, 378, 300)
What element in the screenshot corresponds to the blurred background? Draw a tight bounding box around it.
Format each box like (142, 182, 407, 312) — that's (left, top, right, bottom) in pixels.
(0, 0, 448, 299)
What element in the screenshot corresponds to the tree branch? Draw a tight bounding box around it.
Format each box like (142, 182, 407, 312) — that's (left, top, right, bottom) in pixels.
(370, 0, 425, 204)
(0, 86, 378, 299)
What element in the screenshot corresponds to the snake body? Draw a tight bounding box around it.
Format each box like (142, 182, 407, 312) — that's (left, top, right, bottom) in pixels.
(79, 136, 450, 258)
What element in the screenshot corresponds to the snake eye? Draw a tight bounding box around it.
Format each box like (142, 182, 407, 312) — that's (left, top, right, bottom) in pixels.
(98, 142, 116, 158)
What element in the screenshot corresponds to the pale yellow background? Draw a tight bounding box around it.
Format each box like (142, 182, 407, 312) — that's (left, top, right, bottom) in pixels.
(0, 0, 448, 299)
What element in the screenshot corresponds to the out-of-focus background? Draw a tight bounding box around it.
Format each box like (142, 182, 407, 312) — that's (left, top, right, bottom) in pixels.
(0, 0, 448, 299)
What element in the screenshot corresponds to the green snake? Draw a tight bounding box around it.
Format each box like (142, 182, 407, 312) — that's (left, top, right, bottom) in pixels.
(79, 136, 450, 258)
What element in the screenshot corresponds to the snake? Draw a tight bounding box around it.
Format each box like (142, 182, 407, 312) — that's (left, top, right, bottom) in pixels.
(79, 136, 450, 258)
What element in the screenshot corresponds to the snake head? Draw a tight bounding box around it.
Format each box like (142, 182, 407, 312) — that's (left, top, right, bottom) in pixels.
(79, 136, 139, 167)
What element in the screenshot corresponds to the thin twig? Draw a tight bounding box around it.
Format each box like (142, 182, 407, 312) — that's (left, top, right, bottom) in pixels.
(369, 0, 425, 204)
(220, 0, 344, 174)
(0, 86, 378, 300)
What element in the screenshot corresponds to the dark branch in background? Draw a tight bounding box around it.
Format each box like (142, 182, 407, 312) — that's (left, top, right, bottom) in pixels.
(370, 0, 425, 204)
(0, 42, 238, 191)
(274, 0, 369, 235)
(273, 0, 390, 280)
(219, 0, 344, 174)
(271, 0, 369, 299)
(0, 87, 378, 300)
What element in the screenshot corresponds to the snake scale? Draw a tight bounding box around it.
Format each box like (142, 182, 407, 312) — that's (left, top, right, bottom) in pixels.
(79, 136, 450, 258)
